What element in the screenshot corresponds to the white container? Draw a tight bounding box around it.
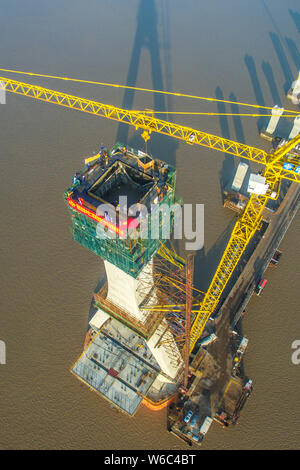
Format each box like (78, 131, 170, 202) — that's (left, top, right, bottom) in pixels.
(232, 162, 249, 192)
(247, 173, 269, 195)
(199, 416, 213, 436)
(199, 333, 217, 347)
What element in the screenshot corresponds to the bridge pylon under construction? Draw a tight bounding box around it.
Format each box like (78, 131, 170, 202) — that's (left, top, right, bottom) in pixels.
(65, 142, 192, 415)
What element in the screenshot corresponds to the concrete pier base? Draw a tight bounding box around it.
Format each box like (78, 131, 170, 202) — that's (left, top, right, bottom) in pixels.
(289, 115, 300, 139)
(260, 105, 284, 141)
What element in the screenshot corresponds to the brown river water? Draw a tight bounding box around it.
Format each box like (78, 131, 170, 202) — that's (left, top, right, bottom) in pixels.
(0, 0, 299, 449)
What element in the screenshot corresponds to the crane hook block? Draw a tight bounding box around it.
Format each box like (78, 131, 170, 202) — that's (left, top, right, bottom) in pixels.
(141, 130, 151, 143)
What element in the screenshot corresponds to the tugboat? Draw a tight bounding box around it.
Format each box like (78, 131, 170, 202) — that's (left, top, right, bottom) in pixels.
(256, 278, 267, 296)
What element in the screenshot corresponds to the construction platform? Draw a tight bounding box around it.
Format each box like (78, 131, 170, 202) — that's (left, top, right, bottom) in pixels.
(223, 190, 276, 223)
(93, 282, 164, 341)
(72, 317, 162, 416)
(64, 143, 177, 278)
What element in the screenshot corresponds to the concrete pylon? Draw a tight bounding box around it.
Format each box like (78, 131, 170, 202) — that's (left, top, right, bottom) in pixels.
(289, 115, 300, 139)
(260, 105, 284, 141)
(103, 259, 183, 381)
(287, 71, 300, 104)
(265, 105, 285, 134)
(293, 71, 300, 95)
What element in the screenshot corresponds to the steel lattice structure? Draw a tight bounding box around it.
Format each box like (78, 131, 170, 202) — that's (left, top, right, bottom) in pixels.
(1, 75, 300, 352)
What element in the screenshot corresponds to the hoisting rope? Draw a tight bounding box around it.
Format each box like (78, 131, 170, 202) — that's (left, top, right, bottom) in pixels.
(0, 67, 299, 117)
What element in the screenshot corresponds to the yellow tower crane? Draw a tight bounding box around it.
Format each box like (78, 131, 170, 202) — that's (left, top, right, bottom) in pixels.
(1, 75, 300, 353)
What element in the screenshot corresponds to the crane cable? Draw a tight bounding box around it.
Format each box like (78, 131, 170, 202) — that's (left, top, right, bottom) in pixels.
(0, 67, 299, 117)
(135, 111, 299, 118)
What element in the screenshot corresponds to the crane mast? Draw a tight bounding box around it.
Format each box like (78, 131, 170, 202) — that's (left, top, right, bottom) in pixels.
(1, 75, 300, 353)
